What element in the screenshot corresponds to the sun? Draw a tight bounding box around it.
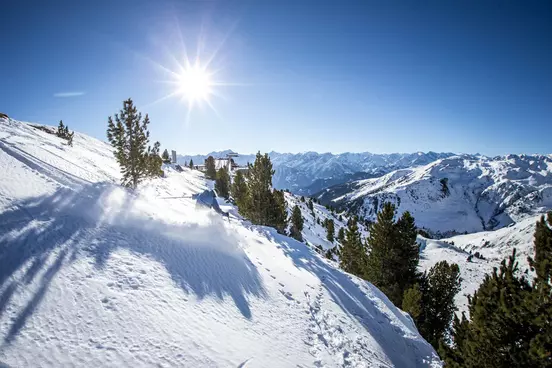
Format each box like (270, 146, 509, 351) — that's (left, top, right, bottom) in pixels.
(177, 63, 213, 102)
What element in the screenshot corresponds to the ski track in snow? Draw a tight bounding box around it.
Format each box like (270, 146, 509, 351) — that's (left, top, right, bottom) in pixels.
(0, 118, 441, 367)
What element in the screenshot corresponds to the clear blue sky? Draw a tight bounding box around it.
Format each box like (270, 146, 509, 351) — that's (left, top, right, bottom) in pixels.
(2, 0, 551, 156)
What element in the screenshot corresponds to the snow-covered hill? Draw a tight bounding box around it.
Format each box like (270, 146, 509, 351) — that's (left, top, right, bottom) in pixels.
(0, 117, 441, 367)
(282, 189, 539, 317)
(419, 214, 538, 314)
(178, 150, 455, 194)
(317, 155, 552, 235)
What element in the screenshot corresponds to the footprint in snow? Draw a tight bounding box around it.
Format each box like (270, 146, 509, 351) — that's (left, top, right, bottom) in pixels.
(279, 289, 294, 301)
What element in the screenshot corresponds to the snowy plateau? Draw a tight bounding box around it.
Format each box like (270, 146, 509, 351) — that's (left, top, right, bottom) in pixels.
(0, 117, 442, 367)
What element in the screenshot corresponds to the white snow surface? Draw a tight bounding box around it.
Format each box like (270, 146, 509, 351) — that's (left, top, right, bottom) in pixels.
(331, 155, 552, 234)
(0, 118, 441, 367)
(419, 215, 538, 315)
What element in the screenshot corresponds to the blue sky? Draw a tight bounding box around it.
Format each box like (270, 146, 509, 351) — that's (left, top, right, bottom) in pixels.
(2, 0, 551, 155)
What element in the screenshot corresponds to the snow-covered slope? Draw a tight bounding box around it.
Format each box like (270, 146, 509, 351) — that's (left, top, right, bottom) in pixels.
(178, 150, 455, 194)
(419, 215, 538, 314)
(0, 118, 441, 367)
(318, 155, 552, 235)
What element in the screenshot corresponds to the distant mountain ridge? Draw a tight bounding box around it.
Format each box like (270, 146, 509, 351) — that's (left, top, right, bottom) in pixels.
(178, 150, 457, 193)
(315, 154, 552, 235)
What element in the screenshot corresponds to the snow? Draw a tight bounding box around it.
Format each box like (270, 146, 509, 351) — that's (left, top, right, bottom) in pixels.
(418, 215, 538, 314)
(328, 155, 552, 235)
(0, 117, 440, 367)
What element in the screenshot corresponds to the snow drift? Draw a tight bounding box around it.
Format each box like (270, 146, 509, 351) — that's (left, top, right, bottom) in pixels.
(0, 117, 440, 367)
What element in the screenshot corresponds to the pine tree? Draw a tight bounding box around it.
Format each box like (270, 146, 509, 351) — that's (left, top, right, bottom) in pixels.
(395, 211, 421, 293)
(417, 261, 461, 348)
(215, 167, 230, 199)
(290, 205, 304, 241)
(269, 189, 287, 233)
(443, 249, 534, 367)
(326, 218, 335, 242)
(307, 198, 314, 211)
(231, 170, 248, 213)
(339, 217, 366, 277)
(107, 98, 153, 189)
(337, 227, 345, 243)
(161, 149, 171, 164)
(189, 159, 194, 169)
(442, 214, 552, 367)
(205, 156, 217, 180)
(363, 204, 421, 307)
(244, 152, 274, 226)
(364, 202, 401, 305)
(146, 141, 163, 177)
(402, 283, 423, 321)
(338, 214, 343, 222)
(57, 120, 65, 137)
(527, 213, 552, 363)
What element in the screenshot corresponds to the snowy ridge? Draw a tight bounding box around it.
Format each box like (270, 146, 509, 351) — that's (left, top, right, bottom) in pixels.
(178, 150, 455, 193)
(0, 117, 440, 367)
(319, 155, 552, 235)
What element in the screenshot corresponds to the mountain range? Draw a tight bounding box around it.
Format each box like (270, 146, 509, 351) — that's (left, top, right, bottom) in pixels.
(178, 150, 456, 193)
(315, 154, 552, 236)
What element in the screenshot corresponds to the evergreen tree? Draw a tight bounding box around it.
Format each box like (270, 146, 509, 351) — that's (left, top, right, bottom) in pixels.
(205, 156, 217, 180)
(107, 98, 153, 189)
(290, 205, 304, 241)
(307, 198, 314, 211)
(402, 283, 423, 321)
(215, 167, 231, 199)
(269, 189, 287, 233)
(147, 141, 163, 177)
(189, 159, 194, 169)
(363, 204, 421, 307)
(244, 152, 274, 226)
(417, 261, 461, 348)
(339, 217, 366, 277)
(161, 149, 171, 164)
(442, 249, 534, 367)
(364, 202, 401, 305)
(326, 218, 335, 242)
(57, 120, 65, 137)
(395, 211, 421, 293)
(338, 214, 343, 222)
(231, 170, 248, 213)
(337, 227, 345, 243)
(442, 214, 552, 367)
(527, 213, 552, 362)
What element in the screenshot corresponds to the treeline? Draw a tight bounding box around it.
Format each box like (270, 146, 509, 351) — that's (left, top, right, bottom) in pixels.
(106, 98, 164, 189)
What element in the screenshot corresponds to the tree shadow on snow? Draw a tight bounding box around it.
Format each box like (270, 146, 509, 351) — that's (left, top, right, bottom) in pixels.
(0, 183, 265, 344)
(255, 227, 438, 368)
